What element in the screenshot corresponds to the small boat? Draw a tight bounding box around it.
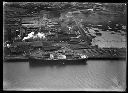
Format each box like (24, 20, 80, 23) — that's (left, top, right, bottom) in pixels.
(28, 50, 88, 65)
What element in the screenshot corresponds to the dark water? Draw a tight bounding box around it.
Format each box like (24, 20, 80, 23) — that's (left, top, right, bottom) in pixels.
(3, 60, 126, 91)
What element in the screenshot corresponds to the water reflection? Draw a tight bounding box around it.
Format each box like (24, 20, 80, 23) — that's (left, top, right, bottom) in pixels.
(29, 61, 87, 68)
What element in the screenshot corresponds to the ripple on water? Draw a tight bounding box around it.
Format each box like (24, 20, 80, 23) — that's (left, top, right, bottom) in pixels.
(3, 60, 126, 90)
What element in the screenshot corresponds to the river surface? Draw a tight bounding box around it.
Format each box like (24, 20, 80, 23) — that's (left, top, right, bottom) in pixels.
(3, 60, 126, 91)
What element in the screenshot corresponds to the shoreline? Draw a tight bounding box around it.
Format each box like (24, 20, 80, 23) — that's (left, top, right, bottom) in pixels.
(4, 47, 126, 62)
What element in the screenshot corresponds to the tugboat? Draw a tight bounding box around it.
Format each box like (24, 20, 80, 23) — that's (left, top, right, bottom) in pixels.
(28, 48, 88, 65)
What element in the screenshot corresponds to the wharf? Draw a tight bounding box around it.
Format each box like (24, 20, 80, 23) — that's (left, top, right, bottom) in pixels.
(82, 48, 126, 59)
(4, 48, 126, 62)
(4, 55, 28, 62)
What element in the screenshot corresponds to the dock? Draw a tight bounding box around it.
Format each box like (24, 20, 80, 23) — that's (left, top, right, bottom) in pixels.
(4, 56, 28, 62)
(82, 48, 126, 59)
(4, 47, 126, 62)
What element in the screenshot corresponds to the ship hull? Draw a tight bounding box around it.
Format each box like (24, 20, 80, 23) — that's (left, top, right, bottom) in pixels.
(29, 57, 87, 66)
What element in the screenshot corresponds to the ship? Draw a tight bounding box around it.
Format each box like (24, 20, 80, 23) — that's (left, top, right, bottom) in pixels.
(28, 49, 88, 65)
